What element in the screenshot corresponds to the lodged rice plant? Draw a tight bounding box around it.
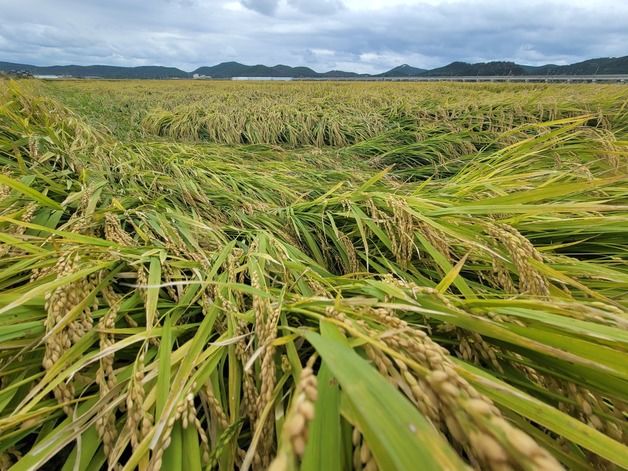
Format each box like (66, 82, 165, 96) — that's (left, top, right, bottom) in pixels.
(37, 79, 628, 144)
(0, 79, 627, 471)
(141, 100, 390, 146)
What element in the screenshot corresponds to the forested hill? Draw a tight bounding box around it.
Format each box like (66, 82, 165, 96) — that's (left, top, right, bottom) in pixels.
(1, 56, 627, 78)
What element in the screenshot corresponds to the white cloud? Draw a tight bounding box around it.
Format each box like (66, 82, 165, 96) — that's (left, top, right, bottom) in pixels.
(310, 48, 335, 57)
(223, 2, 246, 11)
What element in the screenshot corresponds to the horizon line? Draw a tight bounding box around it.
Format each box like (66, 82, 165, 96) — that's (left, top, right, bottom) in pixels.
(2, 55, 627, 76)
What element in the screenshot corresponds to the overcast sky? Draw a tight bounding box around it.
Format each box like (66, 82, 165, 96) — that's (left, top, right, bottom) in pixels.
(0, 0, 626, 73)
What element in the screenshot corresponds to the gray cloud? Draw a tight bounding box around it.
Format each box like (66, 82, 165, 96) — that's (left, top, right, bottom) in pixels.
(288, 0, 344, 15)
(0, 0, 626, 73)
(241, 0, 280, 15)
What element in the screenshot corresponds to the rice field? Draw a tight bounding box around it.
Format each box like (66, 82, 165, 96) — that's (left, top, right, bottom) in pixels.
(0, 78, 627, 471)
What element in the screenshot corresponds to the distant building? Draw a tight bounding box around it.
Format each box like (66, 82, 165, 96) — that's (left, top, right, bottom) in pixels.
(33, 74, 66, 79)
(231, 76, 293, 81)
(192, 73, 212, 79)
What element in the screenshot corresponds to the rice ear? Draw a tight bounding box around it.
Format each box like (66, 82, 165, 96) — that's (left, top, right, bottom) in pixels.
(0, 79, 627, 471)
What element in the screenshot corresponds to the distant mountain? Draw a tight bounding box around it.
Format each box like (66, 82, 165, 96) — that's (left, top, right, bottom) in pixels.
(523, 56, 628, 75)
(0, 60, 364, 79)
(192, 62, 320, 78)
(0, 61, 188, 79)
(377, 57, 628, 77)
(378, 64, 426, 77)
(420, 61, 527, 76)
(320, 70, 361, 78)
(1, 56, 627, 79)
